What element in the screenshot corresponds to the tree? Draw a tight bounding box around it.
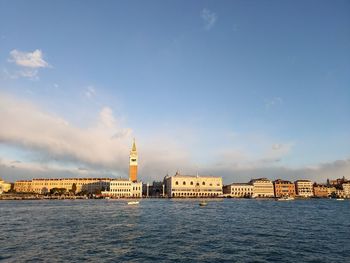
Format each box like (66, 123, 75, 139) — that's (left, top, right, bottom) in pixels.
(71, 183, 77, 194)
(49, 188, 66, 195)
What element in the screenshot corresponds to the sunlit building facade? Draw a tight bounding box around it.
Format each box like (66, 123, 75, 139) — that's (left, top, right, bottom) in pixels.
(14, 178, 111, 194)
(0, 178, 12, 194)
(102, 179, 142, 198)
(273, 179, 296, 197)
(313, 185, 329, 198)
(223, 183, 253, 198)
(14, 180, 32, 193)
(295, 180, 314, 197)
(250, 178, 275, 198)
(342, 183, 350, 198)
(165, 172, 223, 198)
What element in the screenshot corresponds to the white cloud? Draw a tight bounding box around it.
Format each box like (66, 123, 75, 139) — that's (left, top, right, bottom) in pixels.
(18, 69, 39, 80)
(84, 86, 96, 98)
(2, 68, 17, 80)
(5, 49, 50, 79)
(265, 97, 283, 109)
(200, 8, 217, 30)
(9, 49, 49, 68)
(2, 68, 39, 80)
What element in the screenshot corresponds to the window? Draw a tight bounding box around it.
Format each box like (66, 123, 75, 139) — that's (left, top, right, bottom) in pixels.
(175, 181, 179, 185)
(183, 181, 186, 185)
(190, 181, 193, 185)
(202, 182, 205, 185)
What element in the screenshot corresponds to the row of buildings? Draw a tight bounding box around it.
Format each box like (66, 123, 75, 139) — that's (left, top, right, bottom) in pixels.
(3, 140, 350, 199)
(146, 175, 349, 199)
(13, 177, 143, 198)
(223, 178, 350, 198)
(7, 174, 350, 199)
(11, 140, 142, 198)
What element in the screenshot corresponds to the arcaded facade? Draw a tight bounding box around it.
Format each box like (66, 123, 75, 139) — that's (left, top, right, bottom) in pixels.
(165, 172, 223, 198)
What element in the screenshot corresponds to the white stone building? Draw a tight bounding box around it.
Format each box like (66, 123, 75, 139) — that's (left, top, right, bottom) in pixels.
(250, 178, 275, 198)
(102, 179, 142, 198)
(295, 180, 314, 197)
(223, 183, 253, 198)
(164, 172, 223, 198)
(0, 178, 12, 194)
(342, 183, 350, 198)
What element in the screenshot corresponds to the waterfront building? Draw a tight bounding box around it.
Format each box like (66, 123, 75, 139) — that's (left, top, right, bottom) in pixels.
(14, 178, 111, 194)
(313, 185, 329, 198)
(295, 180, 314, 197)
(14, 180, 32, 193)
(329, 177, 348, 186)
(250, 178, 274, 198)
(164, 172, 223, 198)
(342, 183, 350, 198)
(336, 189, 346, 198)
(129, 139, 138, 182)
(327, 186, 336, 197)
(103, 179, 142, 198)
(273, 179, 296, 197)
(223, 183, 253, 198)
(0, 178, 12, 194)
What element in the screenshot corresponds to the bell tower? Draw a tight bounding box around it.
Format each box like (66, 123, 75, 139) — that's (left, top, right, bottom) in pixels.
(129, 138, 138, 182)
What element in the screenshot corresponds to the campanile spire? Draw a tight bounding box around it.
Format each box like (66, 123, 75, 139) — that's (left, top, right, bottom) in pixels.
(129, 138, 138, 182)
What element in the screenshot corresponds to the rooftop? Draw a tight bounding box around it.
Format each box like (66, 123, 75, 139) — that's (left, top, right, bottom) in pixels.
(225, 183, 253, 186)
(171, 172, 221, 179)
(274, 179, 293, 184)
(295, 180, 312, 183)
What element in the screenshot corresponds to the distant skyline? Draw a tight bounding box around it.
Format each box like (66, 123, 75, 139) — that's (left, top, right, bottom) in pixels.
(0, 0, 349, 183)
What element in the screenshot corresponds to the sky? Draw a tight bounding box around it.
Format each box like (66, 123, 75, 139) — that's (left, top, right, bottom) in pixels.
(0, 0, 349, 184)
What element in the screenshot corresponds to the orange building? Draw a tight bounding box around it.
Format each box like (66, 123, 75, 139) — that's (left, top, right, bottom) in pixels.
(129, 139, 138, 182)
(313, 185, 329, 198)
(273, 179, 296, 197)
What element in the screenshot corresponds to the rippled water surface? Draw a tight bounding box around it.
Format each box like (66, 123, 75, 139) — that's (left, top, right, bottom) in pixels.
(1, 199, 350, 262)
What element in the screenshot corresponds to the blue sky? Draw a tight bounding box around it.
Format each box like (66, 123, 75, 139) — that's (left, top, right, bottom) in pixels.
(0, 0, 349, 183)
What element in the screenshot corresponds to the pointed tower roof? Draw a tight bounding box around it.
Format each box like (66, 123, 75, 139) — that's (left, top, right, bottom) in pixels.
(132, 138, 137, 151)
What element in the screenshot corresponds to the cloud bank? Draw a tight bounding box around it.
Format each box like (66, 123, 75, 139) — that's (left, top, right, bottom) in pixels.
(0, 93, 132, 170)
(0, 92, 349, 184)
